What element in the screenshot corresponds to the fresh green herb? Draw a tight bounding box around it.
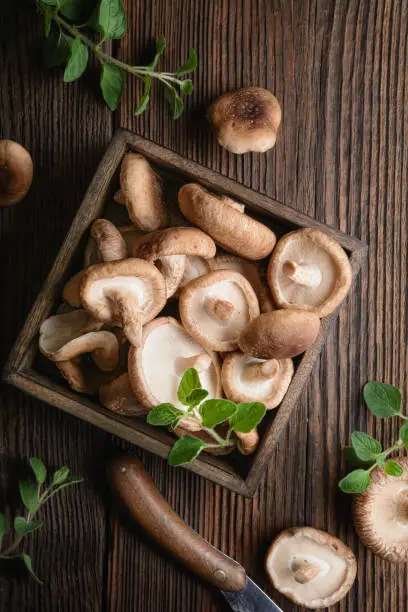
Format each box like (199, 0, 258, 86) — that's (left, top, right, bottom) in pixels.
(339, 382, 408, 494)
(148, 368, 267, 465)
(0, 457, 83, 583)
(36, 0, 197, 118)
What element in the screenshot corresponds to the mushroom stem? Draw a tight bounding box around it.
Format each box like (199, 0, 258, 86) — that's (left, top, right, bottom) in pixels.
(109, 290, 143, 347)
(205, 297, 235, 321)
(243, 359, 279, 382)
(176, 354, 212, 375)
(283, 260, 322, 288)
(156, 254, 186, 298)
(396, 488, 408, 527)
(291, 560, 321, 584)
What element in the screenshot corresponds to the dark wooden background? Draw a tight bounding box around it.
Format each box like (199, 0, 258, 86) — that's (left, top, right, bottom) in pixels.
(1, 0, 407, 610)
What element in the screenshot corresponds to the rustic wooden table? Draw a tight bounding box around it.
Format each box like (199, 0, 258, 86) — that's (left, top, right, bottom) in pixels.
(1, 1, 407, 610)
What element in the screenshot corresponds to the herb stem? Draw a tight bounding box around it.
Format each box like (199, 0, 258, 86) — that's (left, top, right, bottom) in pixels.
(0, 510, 34, 556)
(203, 427, 230, 447)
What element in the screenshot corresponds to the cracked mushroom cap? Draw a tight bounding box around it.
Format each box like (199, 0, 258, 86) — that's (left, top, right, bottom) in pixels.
(221, 352, 294, 410)
(238, 309, 320, 359)
(128, 317, 221, 430)
(178, 183, 276, 260)
(39, 309, 119, 371)
(268, 228, 353, 318)
(265, 527, 357, 609)
(99, 373, 147, 417)
(179, 270, 260, 352)
(80, 258, 166, 347)
(118, 153, 167, 231)
(353, 457, 408, 562)
(210, 253, 262, 298)
(207, 87, 282, 154)
(132, 227, 216, 298)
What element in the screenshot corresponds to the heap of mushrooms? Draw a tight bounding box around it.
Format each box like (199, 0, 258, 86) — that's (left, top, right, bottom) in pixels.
(38, 151, 353, 458)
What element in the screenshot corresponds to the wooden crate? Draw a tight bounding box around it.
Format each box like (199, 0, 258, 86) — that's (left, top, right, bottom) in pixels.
(3, 129, 367, 497)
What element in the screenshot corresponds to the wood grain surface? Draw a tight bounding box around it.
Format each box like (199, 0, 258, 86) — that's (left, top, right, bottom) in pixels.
(0, 1, 407, 611)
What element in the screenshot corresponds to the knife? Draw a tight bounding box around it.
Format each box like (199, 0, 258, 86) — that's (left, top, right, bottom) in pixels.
(109, 456, 283, 612)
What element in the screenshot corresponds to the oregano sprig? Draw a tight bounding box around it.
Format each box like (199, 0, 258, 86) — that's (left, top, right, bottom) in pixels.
(339, 382, 408, 494)
(147, 368, 267, 466)
(36, 0, 197, 118)
(0, 457, 83, 583)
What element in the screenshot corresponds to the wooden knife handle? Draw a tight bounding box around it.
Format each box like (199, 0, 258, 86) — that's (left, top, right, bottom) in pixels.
(109, 456, 247, 593)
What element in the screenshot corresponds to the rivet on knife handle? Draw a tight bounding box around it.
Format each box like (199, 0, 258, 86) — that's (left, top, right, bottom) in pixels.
(109, 456, 247, 592)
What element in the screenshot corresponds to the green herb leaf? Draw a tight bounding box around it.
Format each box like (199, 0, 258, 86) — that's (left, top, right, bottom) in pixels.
(40, 0, 58, 6)
(19, 553, 42, 584)
(338, 469, 371, 494)
(376, 452, 388, 467)
(343, 446, 375, 469)
(180, 79, 193, 95)
(0, 512, 7, 550)
(43, 30, 73, 68)
(97, 0, 127, 40)
(200, 399, 236, 429)
(60, 0, 92, 21)
(147, 35, 166, 70)
(185, 389, 208, 408)
(52, 477, 83, 493)
(29, 458, 47, 485)
(351, 431, 382, 461)
(44, 7, 53, 37)
(100, 63, 124, 110)
(64, 37, 89, 83)
(52, 466, 70, 486)
(384, 460, 404, 477)
(134, 76, 151, 116)
(363, 381, 401, 418)
(19, 481, 39, 513)
(14, 517, 43, 537)
(85, 7, 102, 33)
(169, 416, 185, 431)
(229, 402, 266, 434)
(168, 435, 207, 466)
(175, 48, 198, 76)
(177, 368, 201, 405)
(400, 423, 408, 450)
(147, 403, 183, 426)
(164, 86, 184, 119)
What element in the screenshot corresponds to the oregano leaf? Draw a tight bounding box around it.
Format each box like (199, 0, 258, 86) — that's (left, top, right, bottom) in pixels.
(400, 423, 408, 450)
(97, 0, 127, 40)
(168, 436, 206, 466)
(44, 7, 53, 37)
(200, 399, 236, 429)
(180, 79, 193, 95)
(384, 460, 404, 477)
(147, 403, 183, 426)
(164, 86, 184, 119)
(43, 30, 72, 68)
(185, 389, 208, 408)
(343, 446, 375, 469)
(175, 48, 198, 76)
(177, 368, 201, 405)
(19, 481, 39, 513)
(14, 517, 43, 537)
(19, 553, 42, 584)
(100, 63, 124, 110)
(29, 458, 47, 485)
(63, 37, 89, 83)
(52, 466, 70, 486)
(363, 381, 401, 418)
(351, 431, 382, 461)
(147, 35, 166, 70)
(229, 402, 266, 434)
(338, 469, 371, 494)
(134, 76, 151, 116)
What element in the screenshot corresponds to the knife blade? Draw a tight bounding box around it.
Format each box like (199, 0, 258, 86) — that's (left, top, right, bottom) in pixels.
(109, 456, 284, 612)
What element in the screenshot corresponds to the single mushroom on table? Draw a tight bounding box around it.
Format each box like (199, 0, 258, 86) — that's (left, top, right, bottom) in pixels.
(353, 457, 408, 562)
(268, 228, 353, 318)
(132, 227, 216, 298)
(99, 373, 147, 417)
(221, 352, 294, 409)
(128, 317, 221, 431)
(210, 253, 262, 299)
(179, 270, 260, 352)
(115, 153, 168, 231)
(265, 527, 357, 609)
(0, 139, 33, 206)
(178, 183, 276, 260)
(80, 258, 167, 347)
(238, 309, 321, 359)
(207, 87, 282, 154)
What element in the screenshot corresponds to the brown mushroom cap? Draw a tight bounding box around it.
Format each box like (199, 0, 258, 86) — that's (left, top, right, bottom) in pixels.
(90, 218, 128, 262)
(99, 373, 147, 417)
(179, 270, 260, 352)
(173, 423, 235, 456)
(207, 87, 282, 154)
(57, 357, 122, 395)
(238, 309, 320, 359)
(80, 258, 166, 347)
(235, 429, 259, 455)
(39, 309, 119, 370)
(128, 317, 221, 429)
(119, 153, 167, 231)
(259, 283, 276, 313)
(265, 527, 357, 608)
(210, 253, 262, 298)
(178, 183, 276, 260)
(132, 227, 216, 298)
(268, 228, 353, 318)
(353, 457, 408, 562)
(221, 352, 294, 409)
(63, 270, 85, 308)
(0, 140, 33, 206)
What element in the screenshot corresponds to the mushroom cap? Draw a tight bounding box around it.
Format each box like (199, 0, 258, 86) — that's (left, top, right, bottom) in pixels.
(57, 358, 122, 395)
(79, 259, 166, 346)
(0, 140, 33, 206)
(119, 153, 168, 231)
(173, 423, 235, 455)
(353, 457, 408, 562)
(207, 87, 282, 154)
(90, 218, 128, 262)
(39, 309, 119, 370)
(265, 527, 357, 608)
(175, 255, 213, 295)
(221, 352, 294, 409)
(99, 373, 147, 417)
(259, 283, 276, 313)
(235, 429, 259, 455)
(268, 228, 353, 318)
(178, 183, 276, 260)
(179, 270, 260, 352)
(128, 317, 221, 424)
(210, 253, 262, 298)
(63, 270, 85, 308)
(238, 309, 320, 359)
